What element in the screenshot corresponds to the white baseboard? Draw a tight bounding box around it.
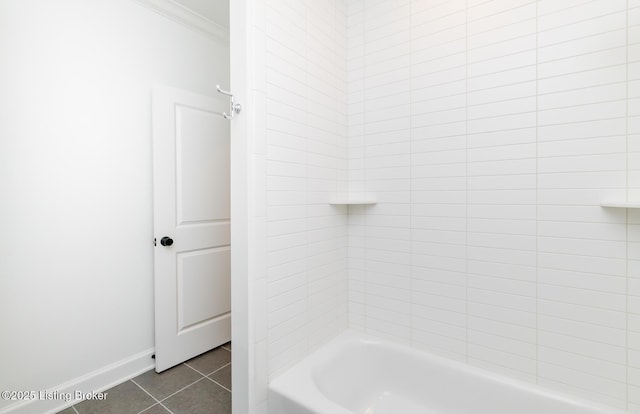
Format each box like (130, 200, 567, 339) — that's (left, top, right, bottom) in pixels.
(0, 349, 155, 414)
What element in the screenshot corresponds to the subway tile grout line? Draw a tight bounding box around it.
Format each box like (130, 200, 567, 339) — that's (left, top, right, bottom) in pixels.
(363, 0, 368, 336)
(625, 0, 630, 408)
(535, 0, 540, 384)
(538, 377, 626, 407)
(465, 0, 470, 364)
(304, 0, 310, 356)
(466, 1, 536, 25)
(409, 0, 414, 348)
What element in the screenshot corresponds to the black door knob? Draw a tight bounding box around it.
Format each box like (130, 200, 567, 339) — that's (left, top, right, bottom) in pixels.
(160, 236, 174, 247)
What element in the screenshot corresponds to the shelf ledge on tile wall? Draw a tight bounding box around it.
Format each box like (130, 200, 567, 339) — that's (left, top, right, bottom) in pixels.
(329, 194, 376, 205)
(601, 201, 640, 208)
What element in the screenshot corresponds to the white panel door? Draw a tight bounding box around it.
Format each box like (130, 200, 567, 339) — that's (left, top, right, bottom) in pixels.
(152, 85, 230, 372)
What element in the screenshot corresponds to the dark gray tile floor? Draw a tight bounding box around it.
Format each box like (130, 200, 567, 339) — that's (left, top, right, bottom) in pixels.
(57, 343, 231, 414)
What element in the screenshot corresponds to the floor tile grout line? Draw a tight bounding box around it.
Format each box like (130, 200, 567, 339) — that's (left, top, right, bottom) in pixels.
(159, 378, 210, 407)
(130, 378, 162, 404)
(203, 361, 232, 391)
(182, 361, 209, 376)
(136, 401, 175, 414)
(130, 378, 176, 414)
(158, 402, 176, 414)
(204, 375, 232, 393)
(141, 376, 209, 407)
(208, 361, 232, 376)
(183, 359, 230, 378)
(131, 376, 218, 414)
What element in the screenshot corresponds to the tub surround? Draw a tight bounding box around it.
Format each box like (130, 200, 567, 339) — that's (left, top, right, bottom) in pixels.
(346, 0, 640, 409)
(245, 0, 640, 412)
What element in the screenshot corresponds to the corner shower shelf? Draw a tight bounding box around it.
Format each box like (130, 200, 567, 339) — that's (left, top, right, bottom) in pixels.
(329, 195, 376, 205)
(601, 201, 640, 208)
(329, 199, 377, 205)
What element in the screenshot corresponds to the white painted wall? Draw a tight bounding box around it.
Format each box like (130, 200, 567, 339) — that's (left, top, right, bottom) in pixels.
(0, 1, 228, 412)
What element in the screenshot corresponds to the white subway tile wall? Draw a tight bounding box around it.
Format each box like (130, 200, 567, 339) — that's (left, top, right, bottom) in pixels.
(348, 0, 640, 410)
(248, 0, 640, 411)
(262, 0, 349, 381)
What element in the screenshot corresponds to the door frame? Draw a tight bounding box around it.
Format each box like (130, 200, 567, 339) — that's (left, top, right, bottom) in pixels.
(230, 1, 254, 413)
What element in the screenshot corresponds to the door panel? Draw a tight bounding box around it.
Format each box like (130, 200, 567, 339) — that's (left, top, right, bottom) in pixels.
(152, 85, 230, 372)
(176, 105, 230, 223)
(178, 247, 231, 330)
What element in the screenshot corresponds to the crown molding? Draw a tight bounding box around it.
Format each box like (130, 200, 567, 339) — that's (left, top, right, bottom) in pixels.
(132, 0, 229, 42)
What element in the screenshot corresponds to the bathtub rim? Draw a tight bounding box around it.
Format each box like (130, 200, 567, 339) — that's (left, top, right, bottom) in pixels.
(268, 330, 629, 414)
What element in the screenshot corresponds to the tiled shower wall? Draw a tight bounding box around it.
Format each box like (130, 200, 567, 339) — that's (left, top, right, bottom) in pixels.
(254, 0, 349, 391)
(347, 0, 640, 410)
(250, 0, 640, 412)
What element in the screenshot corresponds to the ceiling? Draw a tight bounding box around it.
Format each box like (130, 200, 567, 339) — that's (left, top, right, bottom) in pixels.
(173, 0, 228, 28)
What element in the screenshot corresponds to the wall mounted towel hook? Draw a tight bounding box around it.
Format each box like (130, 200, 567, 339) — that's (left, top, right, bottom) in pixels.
(216, 84, 242, 120)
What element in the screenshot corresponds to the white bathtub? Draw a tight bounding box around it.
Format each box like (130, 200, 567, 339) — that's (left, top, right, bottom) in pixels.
(269, 331, 627, 414)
